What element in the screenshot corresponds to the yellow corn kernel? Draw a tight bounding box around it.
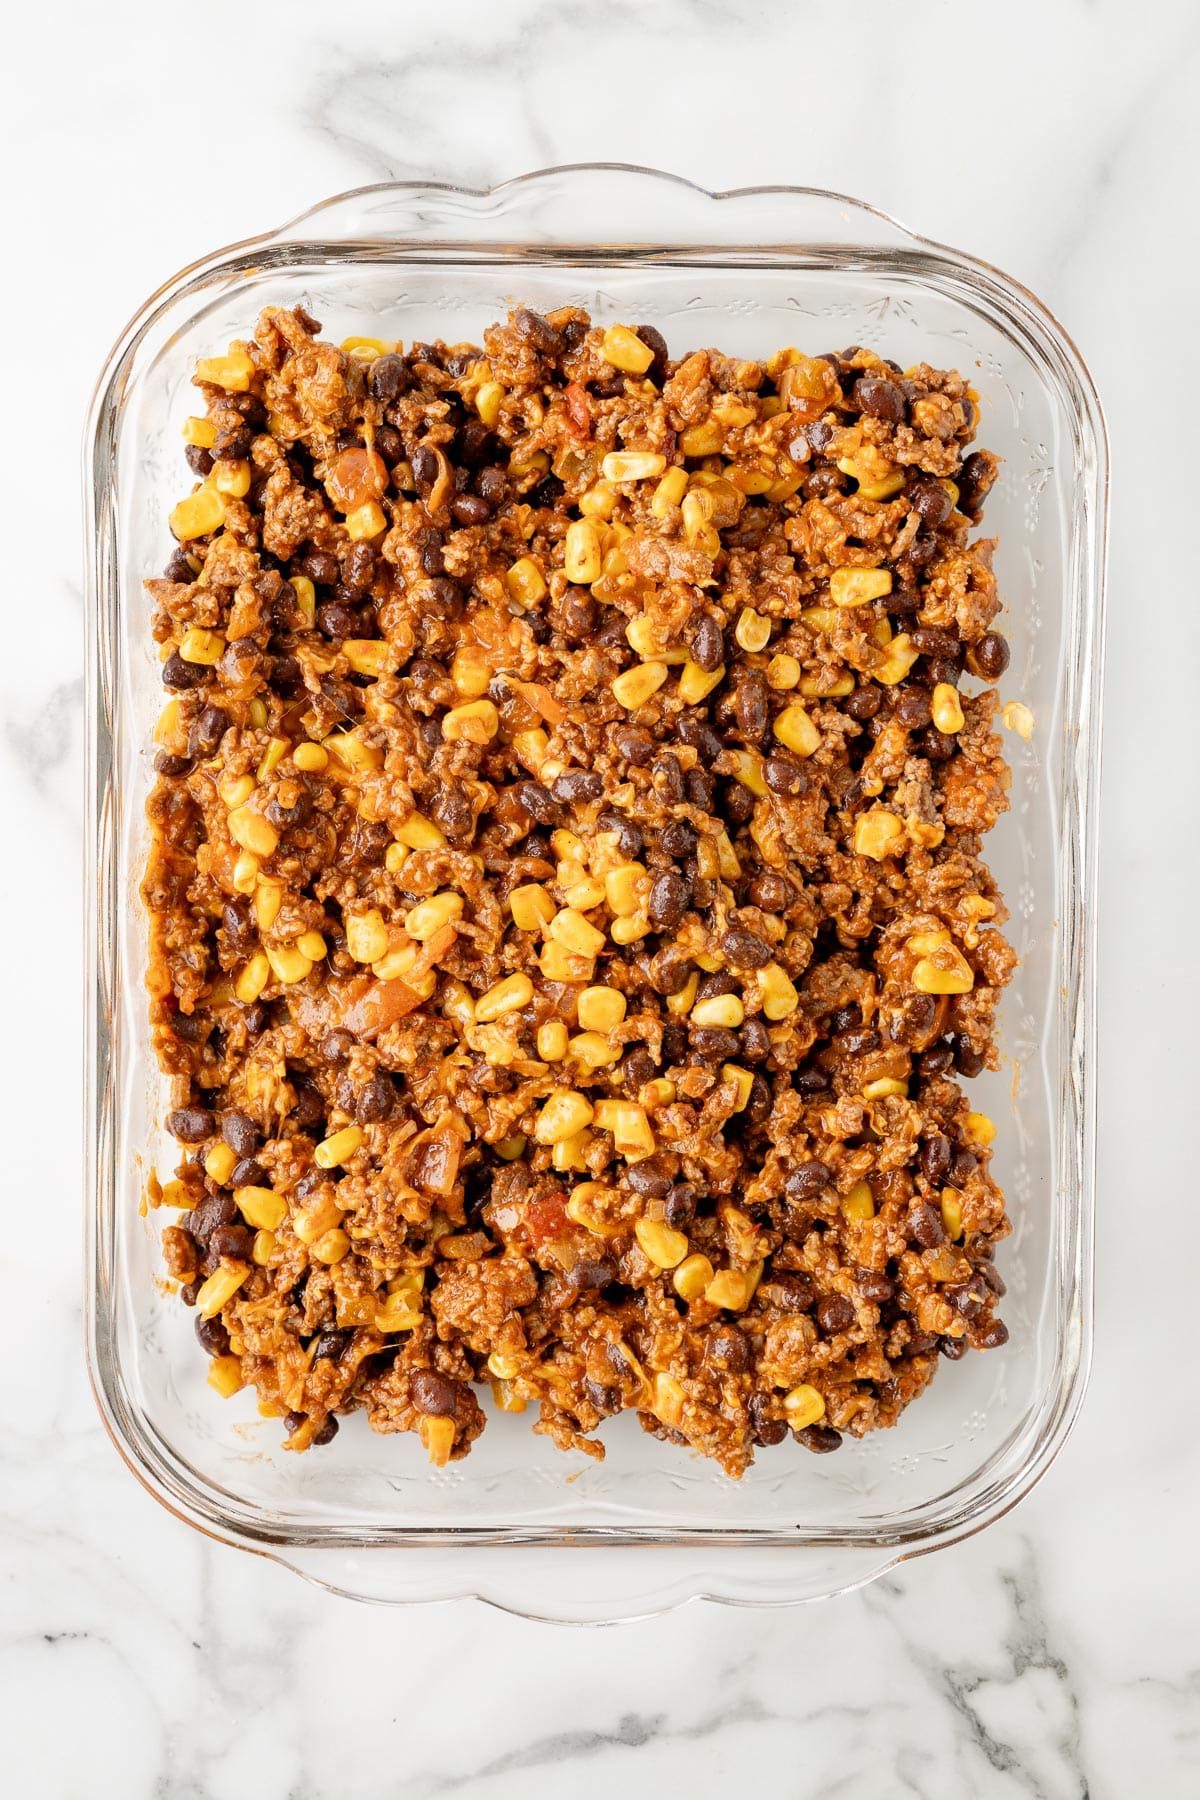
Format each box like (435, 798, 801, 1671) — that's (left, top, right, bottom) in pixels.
(601, 450, 667, 483)
(196, 1261, 250, 1320)
(561, 518, 602, 585)
(932, 683, 965, 734)
(854, 807, 905, 861)
(603, 862, 648, 917)
(293, 1195, 344, 1246)
(311, 1227, 351, 1265)
(419, 1415, 456, 1467)
(1003, 700, 1035, 740)
(475, 380, 504, 428)
(219, 772, 255, 808)
(345, 908, 389, 964)
(247, 698, 268, 728)
(442, 698, 500, 746)
(450, 644, 492, 699)
(609, 914, 648, 946)
(537, 1019, 569, 1062)
(691, 993, 745, 1029)
(569, 1031, 620, 1069)
(227, 805, 279, 859)
(475, 972, 534, 1022)
(564, 877, 607, 912)
(512, 728, 550, 774)
(540, 941, 595, 983)
(169, 486, 224, 540)
(799, 674, 855, 700)
(179, 626, 225, 665)
(874, 632, 920, 685)
(634, 1217, 689, 1269)
(939, 478, 961, 508)
(735, 607, 772, 653)
(548, 908, 606, 958)
(207, 1355, 244, 1398)
(494, 1135, 527, 1162)
(251, 1230, 276, 1267)
(862, 1077, 908, 1100)
(153, 697, 186, 751)
(509, 883, 555, 932)
(649, 467, 689, 518)
(830, 566, 893, 609)
(182, 414, 216, 449)
(204, 1141, 239, 1186)
(563, 1181, 616, 1235)
(680, 490, 721, 555)
(342, 336, 394, 360)
(941, 1188, 965, 1240)
(673, 1253, 715, 1303)
(611, 661, 668, 710)
(256, 737, 289, 783)
(667, 971, 700, 1017)
(235, 1185, 288, 1231)
(721, 1064, 754, 1111)
(600, 324, 654, 374)
(766, 653, 801, 691)
(404, 892, 464, 941)
(235, 953, 270, 1004)
(345, 501, 387, 541)
(322, 732, 381, 775)
(296, 930, 327, 963)
(871, 617, 893, 648)
(314, 1126, 364, 1170)
(963, 1111, 997, 1148)
(552, 827, 585, 862)
(341, 639, 397, 680)
(383, 842, 410, 875)
(534, 1089, 595, 1145)
(506, 556, 547, 607)
(610, 1102, 655, 1159)
(440, 979, 476, 1028)
(680, 420, 724, 458)
(783, 1384, 826, 1429)
(213, 458, 251, 498)
(486, 1351, 521, 1382)
(678, 659, 725, 704)
(640, 1077, 675, 1109)
(704, 1268, 752, 1312)
(265, 943, 312, 985)
(288, 575, 316, 629)
(907, 928, 951, 955)
(395, 812, 446, 850)
(912, 953, 974, 996)
(772, 704, 821, 758)
(647, 1373, 684, 1428)
(625, 614, 681, 660)
(760, 962, 799, 1021)
(195, 348, 255, 391)
(732, 750, 768, 797)
(231, 851, 260, 894)
(578, 482, 617, 519)
(577, 986, 627, 1032)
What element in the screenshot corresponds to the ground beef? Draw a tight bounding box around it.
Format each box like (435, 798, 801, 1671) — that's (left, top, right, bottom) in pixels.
(143, 308, 1015, 1474)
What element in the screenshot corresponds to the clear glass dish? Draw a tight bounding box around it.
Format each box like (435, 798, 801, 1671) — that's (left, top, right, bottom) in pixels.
(84, 166, 1107, 1622)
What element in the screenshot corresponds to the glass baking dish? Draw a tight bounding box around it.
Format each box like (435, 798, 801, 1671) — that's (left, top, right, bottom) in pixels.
(84, 166, 1107, 1621)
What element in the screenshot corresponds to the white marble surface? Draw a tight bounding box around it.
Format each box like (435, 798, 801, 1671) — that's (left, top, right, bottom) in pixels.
(3, 0, 1198, 1792)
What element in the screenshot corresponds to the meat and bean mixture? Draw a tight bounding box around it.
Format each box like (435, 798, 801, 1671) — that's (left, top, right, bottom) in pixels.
(142, 304, 1016, 1474)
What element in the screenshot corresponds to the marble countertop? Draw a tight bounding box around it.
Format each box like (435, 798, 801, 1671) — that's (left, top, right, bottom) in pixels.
(5, 0, 1199, 1792)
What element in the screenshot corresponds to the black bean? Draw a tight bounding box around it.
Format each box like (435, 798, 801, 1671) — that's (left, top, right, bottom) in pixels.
(736, 673, 770, 743)
(420, 576, 462, 619)
(321, 1029, 354, 1065)
(980, 1263, 1007, 1297)
(166, 1106, 214, 1144)
(416, 528, 445, 576)
(844, 684, 881, 721)
(951, 1150, 978, 1187)
(410, 1369, 460, 1417)
(221, 1111, 261, 1157)
(939, 1334, 968, 1361)
(209, 1224, 252, 1260)
(688, 614, 725, 672)
(733, 1021, 768, 1068)
(342, 543, 377, 594)
(620, 1047, 657, 1095)
(922, 725, 956, 763)
(551, 769, 603, 804)
(685, 768, 715, 810)
(659, 819, 697, 860)
(722, 781, 755, 825)
(652, 754, 685, 805)
(748, 1393, 789, 1446)
(648, 871, 690, 928)
(650, 952, 695, 998)
(317, 601, 359, 641)
(958, 451, 998, 518)
(748, 872, 793, 912)
(595, 810, 642, 858)
(975, 1317, 1009, 1349)
(952, 1036, 986, 1078)
(293, 1168, 327, 1202)
(909, 1202, 945, 1248)
(971, 631, 1011, 679)
(920, 1134, 953, 1186)
(857, 1270, 895, 1303)
(626, 1162, 672, 1199)
(816, 1293, 855, 1334)
(696, 971, 738, 1002)
(709, 1329, 752, 1373)
(161, 653, 207, 690)
(803, 466, 847, 501)
(154, 752, 192, 777)
(909, 479, 953, 527)
(265, 788, 312, 830)
(797, 1425, 843, 1453)
(764, 757, 808, 798)
(918, 1042, 954, 1078)
(785, 1160, 830, 1202)
(298, 549, 341, 588)
(676, 716, 722, 760)
(312, 1416, 340, 1446)
(794, 1066, 830, 1095)
(852, 376, 906, 423)
(514, 307, 562, 355)
(189, 1193, 236, 1243)
(663, 1183, 698, 1229)
(476, 465, 508, 507)
(185, 444, 213, 477)
(312, 1329, 349, 1361)
(689, 1025, 740, 1061)
(367, 353, 407, 400)
(718, 927, 770, 971)
(512, 781, 558, 825)
(163, 547, 195, 583)
(635, 323, 670, 383)
(838, 1028, 880, 1055)
(356, 1072, 394, 1123)
(610, 723, 655, 767)
(411, 444, 438, 492)
(893, 689, 931, 730)
(903, 1331, 939, 1358)
(194, 1314, 229, 1356)
(229, 1157, 267, 1189)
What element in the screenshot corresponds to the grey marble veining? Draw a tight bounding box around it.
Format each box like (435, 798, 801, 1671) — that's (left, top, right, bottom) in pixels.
(3, 0, 1199, 1793)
